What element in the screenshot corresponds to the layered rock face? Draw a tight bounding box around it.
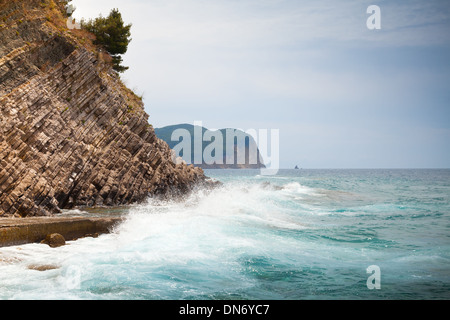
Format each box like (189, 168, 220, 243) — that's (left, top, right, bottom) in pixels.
(0, 0, 208, 217)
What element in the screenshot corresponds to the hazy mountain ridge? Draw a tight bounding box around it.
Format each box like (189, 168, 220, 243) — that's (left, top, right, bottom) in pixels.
(155, 123, 266, 169)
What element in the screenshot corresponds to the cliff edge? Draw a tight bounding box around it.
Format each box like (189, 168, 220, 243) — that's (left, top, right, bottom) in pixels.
(0, 0, 209, 217)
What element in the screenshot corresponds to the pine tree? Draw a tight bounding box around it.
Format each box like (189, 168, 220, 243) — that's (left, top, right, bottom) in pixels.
(83, 9, 132, 73)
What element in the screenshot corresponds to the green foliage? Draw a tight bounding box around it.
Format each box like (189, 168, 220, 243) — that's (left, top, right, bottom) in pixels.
(83, 8, 132, 73)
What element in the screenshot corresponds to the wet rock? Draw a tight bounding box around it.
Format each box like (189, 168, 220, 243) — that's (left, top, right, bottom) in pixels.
(41, 233, 65, 248)
(27, 264, 60, 271)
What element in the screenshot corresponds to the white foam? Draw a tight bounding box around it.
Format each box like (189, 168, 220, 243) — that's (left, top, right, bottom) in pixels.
(0, 179, 315, 299)
(281, 182, 317, 196)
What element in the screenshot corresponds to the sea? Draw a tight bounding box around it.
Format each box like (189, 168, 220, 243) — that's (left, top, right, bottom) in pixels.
(0, 169, 449, 300)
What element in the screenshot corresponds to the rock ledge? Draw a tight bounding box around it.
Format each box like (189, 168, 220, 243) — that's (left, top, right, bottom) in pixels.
(0, 216, 122, 247)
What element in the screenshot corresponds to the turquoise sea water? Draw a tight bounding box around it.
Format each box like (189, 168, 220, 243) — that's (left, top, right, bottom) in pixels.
(0, 169, 449, 299)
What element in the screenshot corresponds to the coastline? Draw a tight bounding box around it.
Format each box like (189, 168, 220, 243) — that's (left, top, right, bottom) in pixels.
(0, 216, 123, 248)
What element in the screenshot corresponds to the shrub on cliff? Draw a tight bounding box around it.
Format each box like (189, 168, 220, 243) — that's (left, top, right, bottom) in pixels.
(83, 8, 131, 73)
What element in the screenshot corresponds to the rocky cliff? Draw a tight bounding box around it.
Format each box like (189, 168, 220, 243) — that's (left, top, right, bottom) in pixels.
(0, 0, 208, 217)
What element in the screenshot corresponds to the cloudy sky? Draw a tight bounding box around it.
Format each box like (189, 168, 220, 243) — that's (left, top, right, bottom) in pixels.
(72, 0, 450, 168)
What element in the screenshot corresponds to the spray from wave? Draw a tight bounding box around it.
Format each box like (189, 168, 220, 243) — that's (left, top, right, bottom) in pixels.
(0, 180, 317, 299)
(2, 169, 449, 299)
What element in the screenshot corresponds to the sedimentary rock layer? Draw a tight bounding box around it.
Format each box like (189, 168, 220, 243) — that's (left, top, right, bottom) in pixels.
(0, 0, 208, 217)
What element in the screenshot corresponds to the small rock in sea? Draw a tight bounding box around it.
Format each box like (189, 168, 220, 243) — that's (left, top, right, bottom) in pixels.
(27, 264, 60, 271)
(41, 233, 66, 248)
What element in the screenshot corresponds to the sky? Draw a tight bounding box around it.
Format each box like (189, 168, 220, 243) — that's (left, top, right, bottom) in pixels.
(72, 0, 450, 168)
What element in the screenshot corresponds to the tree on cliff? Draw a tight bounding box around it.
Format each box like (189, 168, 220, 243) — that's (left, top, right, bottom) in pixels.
(83, 9, 132, 73)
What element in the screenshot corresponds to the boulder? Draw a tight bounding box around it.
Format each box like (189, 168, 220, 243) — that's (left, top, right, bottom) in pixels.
(42, 233, 66, 248)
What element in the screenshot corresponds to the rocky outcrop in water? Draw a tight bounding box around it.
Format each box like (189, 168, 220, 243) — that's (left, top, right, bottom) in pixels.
(155, 124, 266, 169)
(0, 0, 209, 217)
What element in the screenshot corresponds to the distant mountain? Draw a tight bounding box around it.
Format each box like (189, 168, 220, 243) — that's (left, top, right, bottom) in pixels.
(155, 124, 266, 169)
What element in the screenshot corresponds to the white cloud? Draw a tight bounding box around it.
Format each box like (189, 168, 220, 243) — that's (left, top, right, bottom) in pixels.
(72, 0, 450, 108)
(71, 0, 450, 167)
(73, 0, 450, 48)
